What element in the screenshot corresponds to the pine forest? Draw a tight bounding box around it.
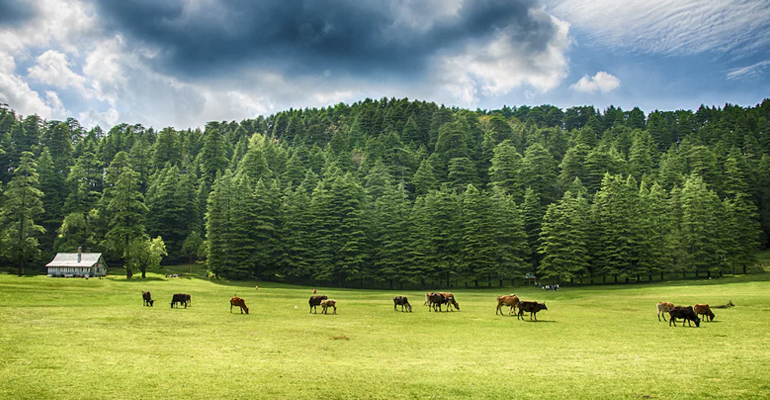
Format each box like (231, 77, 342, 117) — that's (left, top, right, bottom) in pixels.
(0, 99, 768, 288)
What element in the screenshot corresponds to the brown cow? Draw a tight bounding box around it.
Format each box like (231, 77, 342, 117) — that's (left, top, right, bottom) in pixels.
(693, 304, 715, 322)
(309, 295, 328, 313)
(230, 297, 249, 314)
(321, 299, 337, 314)
(437, 292, 460, 311)
(657, 302, 675, 322)
(496, 294, 519, 316)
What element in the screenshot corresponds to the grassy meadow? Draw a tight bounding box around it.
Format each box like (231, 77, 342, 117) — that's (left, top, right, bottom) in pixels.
(1, 273, 770, 399)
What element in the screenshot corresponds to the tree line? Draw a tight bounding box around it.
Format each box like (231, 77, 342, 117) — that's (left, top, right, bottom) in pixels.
(0, 98, 768, 287)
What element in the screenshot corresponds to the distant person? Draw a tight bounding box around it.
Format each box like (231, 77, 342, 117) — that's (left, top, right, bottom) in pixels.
(313, 288, 317, 294)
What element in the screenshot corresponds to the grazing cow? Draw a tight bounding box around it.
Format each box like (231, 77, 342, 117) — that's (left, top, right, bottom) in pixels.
(393, 296, 412, 312)
(517, 301, 547, 321)
(437, 292, 460, 311)
(693, 304, 715, 322)
(657, 302, 675, 322)
(142, 291, 154, 307)
(171, 293, 191, 308)
(309, 295, 328, 313)
(427, 292, 446, 312)
(321, 299, 337, 314)
(496, 294, 519, 316)
(230, 297, 249, 314)
(668, 306, 700, 327)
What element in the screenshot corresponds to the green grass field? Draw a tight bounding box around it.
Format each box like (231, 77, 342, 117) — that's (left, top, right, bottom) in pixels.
(1, 273, 770, 399)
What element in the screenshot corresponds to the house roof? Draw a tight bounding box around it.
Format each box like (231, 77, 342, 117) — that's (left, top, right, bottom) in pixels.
(46, 253, 104, 268)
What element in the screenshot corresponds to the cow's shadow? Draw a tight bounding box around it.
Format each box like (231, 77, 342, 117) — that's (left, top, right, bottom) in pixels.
(518, 320, 556, 323)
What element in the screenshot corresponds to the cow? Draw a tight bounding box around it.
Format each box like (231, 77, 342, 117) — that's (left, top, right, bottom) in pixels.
(321, 299, 337, 314)
(496, 294, 519, 316)
(142, 291, 154, 307)
(230, 297, 249, 314)
(668, 306, 700, 327)
(693, 304, 715, 322)
(309, 295, 328, 313)
(171, 293, 191, 308)
(517, 301, 547, 321)
(427, 292, 446, 312)
(393, 296, 412, 312)
(657, 302, 675, 322)
(437, 292, 460, 311)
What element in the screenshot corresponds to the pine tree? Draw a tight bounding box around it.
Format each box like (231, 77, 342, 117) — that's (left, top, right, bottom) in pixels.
(371, 180, 411, 288)
(104, 159, 148, 279)
(723, 193, 761, 274)
(520, 143, 558, 205)
(206, 170, 236, 278)
(488, 187, 530, 285)
(538, 185, 590, 284)
(489, 140, 524, 199)
(412, 158, 438, 197)
(0, 152, 46, 275)
(277, 186, 313, 281)
(680, 174, 725, 278)
(250, 179, 281, 279)
(461, 184, 496, 286)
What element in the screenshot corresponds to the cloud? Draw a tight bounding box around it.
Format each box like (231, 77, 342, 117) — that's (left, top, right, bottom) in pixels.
(0, 0, 37, 27)
(1, 0, 575, 129)
(570, 71, 620, 93)
(0, 52, 54, 117)
(28, 50, 89, 95)
(546, 0, 770, 57)
(91, 0, 569, 81)
(727, 60, 770, 80)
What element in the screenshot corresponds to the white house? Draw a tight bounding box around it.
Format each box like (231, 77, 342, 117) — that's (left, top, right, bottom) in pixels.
(46, 248, 108, 277)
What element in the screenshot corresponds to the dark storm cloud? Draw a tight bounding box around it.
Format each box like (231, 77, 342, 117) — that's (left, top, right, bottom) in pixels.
(91, 0, 558, 78)
(0, 0, 37, 27)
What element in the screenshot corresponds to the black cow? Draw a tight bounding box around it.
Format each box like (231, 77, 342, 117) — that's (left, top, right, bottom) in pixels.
(309, 295, 328, 313)
(427, 292, 446, 312)
(517, 301, 547, 321)
(393, 296, 412, 312)
(171, 293, 191, 308)
(668, 306, 700, 327)
(142, 291, 154, 307)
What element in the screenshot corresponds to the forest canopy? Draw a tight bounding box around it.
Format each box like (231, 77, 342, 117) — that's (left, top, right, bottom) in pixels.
(0, 98, 768, 287)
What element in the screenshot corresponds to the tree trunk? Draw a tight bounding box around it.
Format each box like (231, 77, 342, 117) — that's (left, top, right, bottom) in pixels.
(743, 265, 747, 275)
(141, 266, 146, 279)
(499, 279, 504, 287)
(126, 265, 133, 279)
(18, 255, 24, 277)
(474, 280, 478, 288)
(614, 275, 618, 284)
(660, 271, 664, 281)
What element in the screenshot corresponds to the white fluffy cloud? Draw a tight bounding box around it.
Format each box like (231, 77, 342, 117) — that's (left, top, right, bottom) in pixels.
(570, 71, 620, 93)
(28, 50, 88, 95)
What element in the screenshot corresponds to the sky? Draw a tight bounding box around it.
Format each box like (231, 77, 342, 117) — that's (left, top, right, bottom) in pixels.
(1, 0, 769, 130)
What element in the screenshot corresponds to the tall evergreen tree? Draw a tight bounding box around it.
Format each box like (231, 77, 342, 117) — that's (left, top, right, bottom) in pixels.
(0, 152, 45, 275)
